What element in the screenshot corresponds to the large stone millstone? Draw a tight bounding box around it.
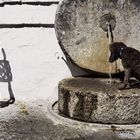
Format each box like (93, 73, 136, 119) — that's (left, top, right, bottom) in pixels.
(58, 77, 140, 124)
(55, 0, 140, 74)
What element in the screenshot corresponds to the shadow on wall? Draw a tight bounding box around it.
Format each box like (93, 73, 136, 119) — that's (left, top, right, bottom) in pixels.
(0, 48, 15, 108)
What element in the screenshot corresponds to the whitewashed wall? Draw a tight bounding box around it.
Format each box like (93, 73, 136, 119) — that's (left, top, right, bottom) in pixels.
(0, 5, 56, 24)
(0, 0, 71, 101)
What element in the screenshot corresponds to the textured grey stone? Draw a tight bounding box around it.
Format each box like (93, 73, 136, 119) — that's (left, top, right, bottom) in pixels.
(58, 77, 140, 124)
(55, 0, 140, 74)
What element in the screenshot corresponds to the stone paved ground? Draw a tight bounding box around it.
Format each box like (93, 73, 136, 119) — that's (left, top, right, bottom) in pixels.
(0, 100, 83, 140)
(0, 99, 114, 140)
(0, 99, 140, 140)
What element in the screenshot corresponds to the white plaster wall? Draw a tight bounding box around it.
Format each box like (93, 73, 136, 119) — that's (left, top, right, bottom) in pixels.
(23, 0, 59, 1)
(0, 2, 71, 101)
(0, 5, 57, 24)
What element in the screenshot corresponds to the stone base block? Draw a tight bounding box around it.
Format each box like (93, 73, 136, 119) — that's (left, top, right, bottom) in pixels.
(58, 77, 140, 124)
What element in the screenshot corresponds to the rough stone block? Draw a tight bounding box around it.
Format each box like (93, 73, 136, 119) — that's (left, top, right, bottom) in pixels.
(58, 77, 140, 124)
(55, 0, 140, 74)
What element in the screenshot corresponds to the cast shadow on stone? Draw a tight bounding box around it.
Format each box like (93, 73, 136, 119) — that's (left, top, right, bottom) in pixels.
(61, 56, 124, 78)
(117, 79, 140, 90)
(0, 48, 15, 108)
(59, 52, 140, 90)
(57, 35, 124, 78)
(127, 79, 140, 89)
(61, 56, 140, 90)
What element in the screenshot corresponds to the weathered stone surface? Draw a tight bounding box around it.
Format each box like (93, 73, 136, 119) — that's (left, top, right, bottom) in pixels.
(58, 77, 140, 124)
(55, 0, 140, 74)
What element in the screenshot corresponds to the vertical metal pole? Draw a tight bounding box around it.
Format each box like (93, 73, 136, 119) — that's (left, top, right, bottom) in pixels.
(106, 22, 114, 44)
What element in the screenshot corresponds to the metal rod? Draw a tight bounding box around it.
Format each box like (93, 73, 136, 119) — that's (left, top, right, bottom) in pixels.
(106, 22, 114, 44)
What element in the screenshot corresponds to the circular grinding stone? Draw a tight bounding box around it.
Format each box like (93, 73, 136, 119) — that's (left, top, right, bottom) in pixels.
(58, 77, 140, 124)
(55, 0, 140, 74)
